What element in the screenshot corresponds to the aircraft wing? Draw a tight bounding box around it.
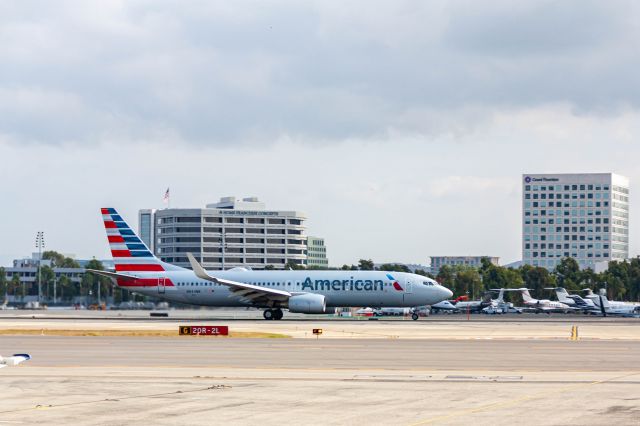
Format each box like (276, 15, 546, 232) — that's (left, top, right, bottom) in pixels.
(86, 269, 137, 281)
(187, 253, 291, 305)
(0, 353, 31, 368)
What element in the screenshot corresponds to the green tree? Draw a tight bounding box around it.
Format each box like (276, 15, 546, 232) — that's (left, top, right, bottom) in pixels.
(40, 265, 55, 300)
(553, 257, 581, 291)
(358, 259, 375, 271)
(579, 268, 599, 292)
(60, 257, 81, 268)
(285, 260, 303, 270)
(436, 265, 456, 291)
(378, 263, 410, 273)
(602, 261, 628, 300)
(481, 263, 523, 291)
(628, 258, 640, 301)
(42, 251, 65, 266)
(414, 269, 435, 279)
(11, 274, 23, 300)
(42, 250, 80, 269)
(0, 267, 7, 299)
(57, 275, 72, 301)
(454, 268, 482, 300)
(82, 259, 111, 303)
(521, 265, 555, 297)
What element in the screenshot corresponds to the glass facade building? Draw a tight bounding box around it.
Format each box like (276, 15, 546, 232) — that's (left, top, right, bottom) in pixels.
(306, 236, 328, 268)
(522, 173, 629, 270)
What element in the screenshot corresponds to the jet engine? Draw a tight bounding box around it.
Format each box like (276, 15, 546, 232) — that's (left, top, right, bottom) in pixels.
(288, 293, 327, 314)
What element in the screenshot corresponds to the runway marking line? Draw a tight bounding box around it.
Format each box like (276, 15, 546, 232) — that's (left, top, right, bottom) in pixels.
(408, 370, 640, 425)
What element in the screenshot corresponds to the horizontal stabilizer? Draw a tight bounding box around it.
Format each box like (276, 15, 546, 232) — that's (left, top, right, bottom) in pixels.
(85, 269, 137, 281)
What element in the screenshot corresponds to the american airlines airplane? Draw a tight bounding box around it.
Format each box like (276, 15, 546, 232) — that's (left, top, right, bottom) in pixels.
(89, 208, 452, 320)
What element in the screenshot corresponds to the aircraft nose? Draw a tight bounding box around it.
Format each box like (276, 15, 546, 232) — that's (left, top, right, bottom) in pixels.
(440, 285, 453, 300)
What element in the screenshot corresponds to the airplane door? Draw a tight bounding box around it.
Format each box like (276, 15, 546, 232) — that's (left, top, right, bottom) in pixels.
(158, 277, 166, 294)
(403, 278, 413, 303)
(406, 278, 413, 294)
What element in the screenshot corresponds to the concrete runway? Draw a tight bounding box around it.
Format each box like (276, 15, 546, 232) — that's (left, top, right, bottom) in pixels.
(2, 325, 640, 425)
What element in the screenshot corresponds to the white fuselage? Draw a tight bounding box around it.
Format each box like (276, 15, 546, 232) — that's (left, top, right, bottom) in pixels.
(121, 269, 452, 309)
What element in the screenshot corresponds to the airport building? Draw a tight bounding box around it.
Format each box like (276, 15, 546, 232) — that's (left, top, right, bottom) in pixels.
(0, 254, 113, 303)
(306, 236, 328, 268)
(429, 256, 499, 275)
(140, 197, 309, 270)
(522, 173, 629, 270)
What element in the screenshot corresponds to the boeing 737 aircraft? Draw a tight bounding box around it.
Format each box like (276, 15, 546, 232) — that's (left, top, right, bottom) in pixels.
(89, 208, 452, 320)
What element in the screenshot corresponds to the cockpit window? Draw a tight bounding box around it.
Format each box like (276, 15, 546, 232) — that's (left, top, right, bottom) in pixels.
(423, 281, 435, 286)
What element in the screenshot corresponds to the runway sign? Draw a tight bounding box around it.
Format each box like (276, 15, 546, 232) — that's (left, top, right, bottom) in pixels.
(179, 325, 229, 336)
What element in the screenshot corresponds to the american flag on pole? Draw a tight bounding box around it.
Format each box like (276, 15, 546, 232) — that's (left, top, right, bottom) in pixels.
(163, 187, 170, 205)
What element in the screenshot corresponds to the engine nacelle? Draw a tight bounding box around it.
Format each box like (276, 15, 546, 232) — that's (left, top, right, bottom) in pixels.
(288, 293, 327, 314)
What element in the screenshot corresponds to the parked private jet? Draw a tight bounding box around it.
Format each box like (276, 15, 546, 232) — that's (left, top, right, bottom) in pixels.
(504, 288, 571, 313)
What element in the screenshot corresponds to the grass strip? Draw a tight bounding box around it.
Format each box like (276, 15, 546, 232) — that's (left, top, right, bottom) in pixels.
(0, 329, 290, 338)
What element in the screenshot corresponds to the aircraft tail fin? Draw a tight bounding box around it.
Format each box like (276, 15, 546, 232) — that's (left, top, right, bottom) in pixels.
(101, 208, 185, 273)
(555, 287, 570, 303)
(519, 288, 534, 302)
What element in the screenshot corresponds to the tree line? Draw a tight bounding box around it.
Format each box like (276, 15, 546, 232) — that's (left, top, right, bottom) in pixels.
(0, 251, 133, 304)
(294, 257, 640, 302)
(436, 257, 640, 302)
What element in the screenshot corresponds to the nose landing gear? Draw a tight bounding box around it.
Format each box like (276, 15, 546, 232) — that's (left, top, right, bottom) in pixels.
(263, 308, 284, 320)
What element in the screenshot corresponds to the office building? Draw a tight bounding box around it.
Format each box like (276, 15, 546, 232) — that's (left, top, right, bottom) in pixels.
(522, 173, 629, 270)
(142, 197, 308, 270)
(138, 209, 157, 253)
(306, 236, 328, 268)
(429, 256, 499, 275)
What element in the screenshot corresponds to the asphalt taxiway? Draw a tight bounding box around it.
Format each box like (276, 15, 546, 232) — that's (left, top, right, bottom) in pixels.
(1, 314, 639, 425)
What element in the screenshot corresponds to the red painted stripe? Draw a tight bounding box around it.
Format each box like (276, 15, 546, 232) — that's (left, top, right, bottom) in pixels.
(104, 221, 117, 229)
(111, 250, 131, 258)
(101, 208, 110, 214)
(116, 278, 174, 287)
(108, 235, 125, 243)
(115, 264, 164, 272)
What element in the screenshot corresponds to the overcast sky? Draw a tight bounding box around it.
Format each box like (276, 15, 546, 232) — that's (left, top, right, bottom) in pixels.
(1, 0, 640, 267)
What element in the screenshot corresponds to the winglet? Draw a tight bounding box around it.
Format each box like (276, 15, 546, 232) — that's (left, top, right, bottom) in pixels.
(187, 253, 216, 282)
(13, 354, 31, 360)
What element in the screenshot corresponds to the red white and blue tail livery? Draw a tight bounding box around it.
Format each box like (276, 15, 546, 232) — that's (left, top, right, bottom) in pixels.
(89, 208, 452, 320)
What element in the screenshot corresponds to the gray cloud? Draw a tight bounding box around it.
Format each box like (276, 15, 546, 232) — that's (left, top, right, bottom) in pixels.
(2, 1, 640, 266)
(1, 1, 639, 146)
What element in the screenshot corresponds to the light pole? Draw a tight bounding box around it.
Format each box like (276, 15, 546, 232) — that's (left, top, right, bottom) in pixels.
(35, 231, 45, 304)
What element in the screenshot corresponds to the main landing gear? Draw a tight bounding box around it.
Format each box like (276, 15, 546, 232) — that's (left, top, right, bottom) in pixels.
(263, 308, 283, 320)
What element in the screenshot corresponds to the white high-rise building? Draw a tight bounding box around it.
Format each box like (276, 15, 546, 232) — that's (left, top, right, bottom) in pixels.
(306, 236, 328, 268)
(140, 197, 307, 270)
(522, 173, 629, 270)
